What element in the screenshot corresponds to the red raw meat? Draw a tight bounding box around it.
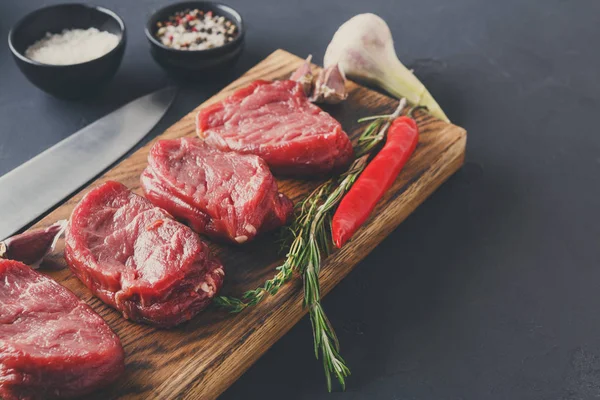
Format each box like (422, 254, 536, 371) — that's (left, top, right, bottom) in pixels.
(141, 137, 293, 244)
(65, 181, 224, 327)
(196, 79, 354, 175)
(0, 259, 124, 400)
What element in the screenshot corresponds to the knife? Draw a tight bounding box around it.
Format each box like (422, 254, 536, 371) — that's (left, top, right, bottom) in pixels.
(0, 87, 177, 240)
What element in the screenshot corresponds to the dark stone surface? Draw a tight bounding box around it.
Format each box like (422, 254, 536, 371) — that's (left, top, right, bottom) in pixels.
(1, 1, 599, 398)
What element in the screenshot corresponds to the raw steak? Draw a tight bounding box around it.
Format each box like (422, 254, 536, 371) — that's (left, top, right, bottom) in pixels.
(141, 137, 293, 244)
(0, 259, 124, 400)
(196, 79, 354, 175)
(65, 181, 224, 327)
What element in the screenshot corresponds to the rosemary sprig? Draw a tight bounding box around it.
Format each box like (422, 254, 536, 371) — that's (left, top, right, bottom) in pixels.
(214, 98, 406, 390)
(299, 157, 367, 390)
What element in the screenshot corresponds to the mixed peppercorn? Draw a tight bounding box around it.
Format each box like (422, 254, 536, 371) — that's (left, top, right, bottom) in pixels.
(155, 9, 238, 50)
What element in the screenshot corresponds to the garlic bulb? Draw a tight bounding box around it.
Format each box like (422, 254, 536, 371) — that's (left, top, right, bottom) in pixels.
(324, 13, 449, 122)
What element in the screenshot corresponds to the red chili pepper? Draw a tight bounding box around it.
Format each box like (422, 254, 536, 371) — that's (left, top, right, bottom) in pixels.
(332, 116, 419, 248)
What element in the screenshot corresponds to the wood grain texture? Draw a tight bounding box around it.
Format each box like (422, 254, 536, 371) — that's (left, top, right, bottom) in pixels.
(28, 49, 466, 399)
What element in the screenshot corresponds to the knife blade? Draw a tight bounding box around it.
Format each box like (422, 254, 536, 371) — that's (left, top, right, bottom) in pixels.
(0, 87, 177, 240)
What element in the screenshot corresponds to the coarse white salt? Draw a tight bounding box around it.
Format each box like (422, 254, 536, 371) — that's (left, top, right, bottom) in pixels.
(25, 28, 120, 65)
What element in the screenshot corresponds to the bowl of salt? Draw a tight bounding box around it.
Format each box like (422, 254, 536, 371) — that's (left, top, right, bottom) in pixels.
(8, 4, 126, 99)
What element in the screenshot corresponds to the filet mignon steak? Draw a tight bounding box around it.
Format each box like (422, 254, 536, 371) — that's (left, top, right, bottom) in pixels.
(141, 137, 293, 244)
(0, 259, 124, 400)
(65, 181, 224, 327)
(196, 79, 354, 176)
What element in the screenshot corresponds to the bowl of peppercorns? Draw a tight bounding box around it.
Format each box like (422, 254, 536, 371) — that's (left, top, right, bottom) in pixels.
(145, 1, 244, 77)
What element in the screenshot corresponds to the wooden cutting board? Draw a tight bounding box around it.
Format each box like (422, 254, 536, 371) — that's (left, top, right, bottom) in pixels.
(30, 49, 466, 399)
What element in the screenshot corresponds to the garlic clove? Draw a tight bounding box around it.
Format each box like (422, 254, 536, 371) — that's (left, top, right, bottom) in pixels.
(310, 63, 348, 104)
(0, 220, 67, 268)
(290, 54, 314, 96)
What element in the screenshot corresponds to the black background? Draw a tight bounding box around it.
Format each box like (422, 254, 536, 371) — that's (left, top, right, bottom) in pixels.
(2, 1, 600, 399)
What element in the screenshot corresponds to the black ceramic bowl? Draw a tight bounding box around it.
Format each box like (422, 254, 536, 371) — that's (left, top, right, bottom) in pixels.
(145, 1, 244, 78)
(8, 4, 126, 99)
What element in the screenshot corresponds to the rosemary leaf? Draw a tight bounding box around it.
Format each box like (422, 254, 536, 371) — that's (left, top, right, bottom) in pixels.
(357, 114, 392, 123)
